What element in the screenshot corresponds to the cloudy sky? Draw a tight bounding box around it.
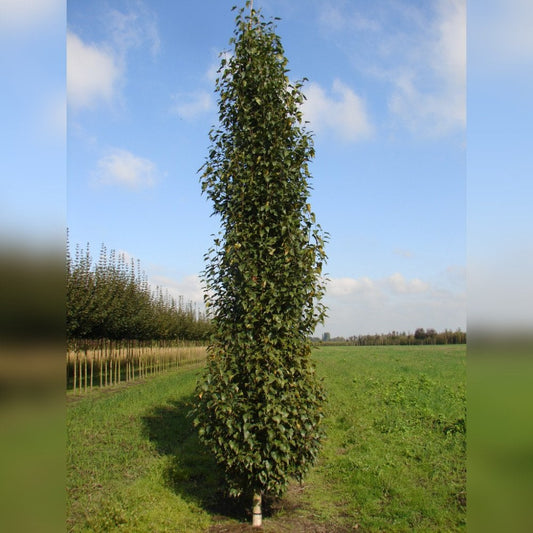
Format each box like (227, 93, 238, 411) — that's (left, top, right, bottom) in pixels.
(64, 0, 469, 337)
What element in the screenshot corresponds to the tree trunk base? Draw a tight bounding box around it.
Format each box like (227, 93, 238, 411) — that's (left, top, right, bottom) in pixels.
(252, 493, 262, 527)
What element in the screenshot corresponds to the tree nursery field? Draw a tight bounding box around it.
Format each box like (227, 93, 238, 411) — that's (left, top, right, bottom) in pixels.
(67, 344, 465, 532)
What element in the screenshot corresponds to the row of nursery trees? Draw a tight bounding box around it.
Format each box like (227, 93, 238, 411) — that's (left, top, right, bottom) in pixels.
(318, 328, 466, 346)
(67, 239, 211, 342)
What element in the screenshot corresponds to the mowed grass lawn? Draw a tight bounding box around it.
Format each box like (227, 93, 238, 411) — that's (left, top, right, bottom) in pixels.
(67, 345, 465, 532)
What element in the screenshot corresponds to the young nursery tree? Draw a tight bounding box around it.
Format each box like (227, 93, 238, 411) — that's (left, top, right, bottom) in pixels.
(193, 3, 327, 526)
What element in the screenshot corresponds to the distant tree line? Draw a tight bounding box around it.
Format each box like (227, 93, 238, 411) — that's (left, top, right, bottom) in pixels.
(313, 328, 466, 346)
(67, 240, 211, 342)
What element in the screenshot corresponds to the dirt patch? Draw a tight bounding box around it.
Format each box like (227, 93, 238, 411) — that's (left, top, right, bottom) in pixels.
(207, 483, 354, 533)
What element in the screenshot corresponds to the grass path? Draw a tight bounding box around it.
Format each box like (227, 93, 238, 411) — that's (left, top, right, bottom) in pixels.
(67, 345, 465, 532)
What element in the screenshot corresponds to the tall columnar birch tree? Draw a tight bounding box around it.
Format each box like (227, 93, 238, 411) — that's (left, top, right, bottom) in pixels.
(193, 3, 327, 526)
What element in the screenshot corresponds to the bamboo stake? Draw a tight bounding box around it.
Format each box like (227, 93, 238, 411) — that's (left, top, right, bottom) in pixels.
(99, 347, 103, 388)
(137, 342, 140, 379)
(112, 345, 116, 385)
(73, 353, 77, 392)
(77, 357, 81, 393)
(84, 351, 88, 393)
(139, 341, 142, 378)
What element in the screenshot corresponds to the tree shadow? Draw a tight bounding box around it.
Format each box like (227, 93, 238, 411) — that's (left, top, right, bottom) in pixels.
(141, 396, 252, 522)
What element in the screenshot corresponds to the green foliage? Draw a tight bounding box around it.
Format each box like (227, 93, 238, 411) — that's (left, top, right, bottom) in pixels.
(194, 4, 327, 498)
(66, 238, 211, 342)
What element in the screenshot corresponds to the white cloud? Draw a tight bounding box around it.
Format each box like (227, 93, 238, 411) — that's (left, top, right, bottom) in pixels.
(67, 2, 160, 112)
(171, 90, 214, 120)
(303, 79, 374, 142)
(435, 0, 466, 86)
(319, 3, 380, 33)
(328, 273, 429, 298)
(388, 71, 464, 136)
(94, 148, 158, 189)
(321, 272, 465, 336)
(150, 274, 205, 305)
(318, 0, 465, 137)
(206, 62, 219, 84)
(170, 50, 227, 121)
(388, 0, 466, 135)
(386, 273, 430, 294)
(67, 31, 121, 111)
(206, 50, 233, 83)
(327, 276, 375, 297)
(106, 4, 160, 58)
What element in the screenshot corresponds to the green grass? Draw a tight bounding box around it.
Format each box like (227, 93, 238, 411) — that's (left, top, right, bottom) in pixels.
(67, 345, 465, 532)
(306, 345, 466, 531)
(67, 364, 215, 532)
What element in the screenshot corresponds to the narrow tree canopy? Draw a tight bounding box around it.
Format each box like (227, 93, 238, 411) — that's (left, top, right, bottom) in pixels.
(194, 3, 327, 500)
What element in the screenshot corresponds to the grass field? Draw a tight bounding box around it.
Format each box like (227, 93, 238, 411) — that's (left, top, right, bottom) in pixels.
(67, 344, 465, 532)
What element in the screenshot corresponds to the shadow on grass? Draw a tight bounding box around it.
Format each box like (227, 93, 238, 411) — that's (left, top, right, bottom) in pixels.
(141, 396, 252, 522)
(141, 398, 352, 532)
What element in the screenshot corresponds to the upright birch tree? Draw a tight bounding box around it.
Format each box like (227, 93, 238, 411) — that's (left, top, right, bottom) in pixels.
(193, 3, 327, 526)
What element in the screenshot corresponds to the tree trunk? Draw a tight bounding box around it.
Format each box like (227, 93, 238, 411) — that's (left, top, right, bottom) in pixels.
(73, 353, 77, 392)
(252, 492, 262, 528)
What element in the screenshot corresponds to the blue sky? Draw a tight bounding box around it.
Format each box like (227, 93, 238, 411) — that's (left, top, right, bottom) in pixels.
(2, 1, 531, 337)
(64, 0, 468, 337)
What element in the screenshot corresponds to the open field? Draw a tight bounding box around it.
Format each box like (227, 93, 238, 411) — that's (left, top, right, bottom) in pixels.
(67, 344, 465, 532)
